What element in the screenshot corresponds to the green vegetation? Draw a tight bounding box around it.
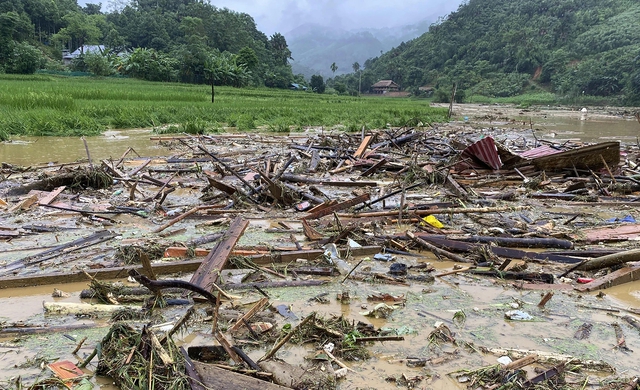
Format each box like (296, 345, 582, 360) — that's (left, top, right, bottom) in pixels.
(333, 0, 640, 105)
(0, 74, 447, 139)
(0, 0, 298, 89)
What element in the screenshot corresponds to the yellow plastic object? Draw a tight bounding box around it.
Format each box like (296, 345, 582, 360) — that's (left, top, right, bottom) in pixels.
(422, 215, 444, 229)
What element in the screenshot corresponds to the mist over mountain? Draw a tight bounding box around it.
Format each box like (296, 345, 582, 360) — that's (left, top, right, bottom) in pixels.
(286, 19, 437, 79)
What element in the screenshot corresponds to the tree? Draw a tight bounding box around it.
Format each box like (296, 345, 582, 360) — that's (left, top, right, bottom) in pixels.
(310, 74, 325, 94)
(269, 32, 292, 66)
(52, 12, 102, 52)
(330, 62, 337, 76)
(84, 51, 114, 76)
(237, 46, 258, 70)
(6, 41, 43, 74)
(352, 61, 361, 97)
(82, 3, 103, 15)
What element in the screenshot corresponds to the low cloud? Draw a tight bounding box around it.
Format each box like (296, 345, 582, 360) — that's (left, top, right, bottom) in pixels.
(210, 0, 465, 35)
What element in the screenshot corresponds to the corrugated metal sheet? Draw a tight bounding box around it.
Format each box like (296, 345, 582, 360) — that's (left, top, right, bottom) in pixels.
(519, 145, 563, 159)
(461, 137, 503, 170)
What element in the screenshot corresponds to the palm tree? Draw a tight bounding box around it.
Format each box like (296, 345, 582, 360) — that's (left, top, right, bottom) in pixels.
(330, 62, 338, 76)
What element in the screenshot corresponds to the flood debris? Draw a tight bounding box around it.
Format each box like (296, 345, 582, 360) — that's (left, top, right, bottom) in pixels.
(1, 121, 640, 389)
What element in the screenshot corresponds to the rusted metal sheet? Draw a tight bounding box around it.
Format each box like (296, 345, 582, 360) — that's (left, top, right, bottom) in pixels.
(529, 141, 620, 171)
(577, 224, 640, 243)
(461, 137, 502, 170)
(519, 145, 562, 159)
(48, 360, 84, 380)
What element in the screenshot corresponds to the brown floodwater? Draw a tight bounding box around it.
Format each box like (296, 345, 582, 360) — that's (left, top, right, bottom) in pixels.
(0, 129, 165, 166)
(1, 106, 640, 167)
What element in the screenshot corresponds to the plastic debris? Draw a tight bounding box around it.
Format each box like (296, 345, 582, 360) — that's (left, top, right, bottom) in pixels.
(504, 310, 533, 321)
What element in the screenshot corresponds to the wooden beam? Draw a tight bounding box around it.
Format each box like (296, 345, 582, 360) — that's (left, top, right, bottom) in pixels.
(304, 193, 370, 220)
(38, 186, 66, 206)
(0, 246, 381, 290)
(575, 265, 640, 292)
(353, 135, 373, 158)
(189, 217, 250, 291)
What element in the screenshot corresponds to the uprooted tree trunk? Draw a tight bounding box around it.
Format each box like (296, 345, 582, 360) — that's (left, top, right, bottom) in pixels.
(576, 248, 640, 271)
(7, 169, 112, 196)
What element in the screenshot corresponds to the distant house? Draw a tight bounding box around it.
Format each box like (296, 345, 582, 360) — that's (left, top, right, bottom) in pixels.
(371, 80, 399, 94)
(62, 45, 105, 65)
(419, 85, 434, 97)
(290, 83, 307, 91)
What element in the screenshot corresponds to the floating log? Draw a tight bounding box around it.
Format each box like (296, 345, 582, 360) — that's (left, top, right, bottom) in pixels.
(407, 231, 474, 264)
(576, 249, 640, 271)
(469, 269, 554, 284)
(413, 235, 582, 264)
(415, 233, 573, 249)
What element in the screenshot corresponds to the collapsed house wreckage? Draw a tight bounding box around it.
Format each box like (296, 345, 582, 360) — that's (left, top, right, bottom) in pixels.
(0, 123, 639, 390)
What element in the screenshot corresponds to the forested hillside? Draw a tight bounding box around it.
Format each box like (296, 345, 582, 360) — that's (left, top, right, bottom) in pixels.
(0, 0, 298, 88)
(336, 0, 640, 104)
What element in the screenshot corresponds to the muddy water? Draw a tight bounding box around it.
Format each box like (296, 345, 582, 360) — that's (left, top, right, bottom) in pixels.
(447, 103, 640, 143)
(0, 129, 165, 166)
(528, 116, 640, 143)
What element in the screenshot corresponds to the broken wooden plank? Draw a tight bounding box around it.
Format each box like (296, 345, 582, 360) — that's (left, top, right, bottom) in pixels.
(192, 361, 290, 390)
(203, 170, 237, 195)
(353, 135, 374, 158)
(302, 219, 325, 240)
(228, 297, 270, 333)
(304, 193, 370, 220)
(9, 194, 38, 213)
(179, 347, 208, 390)
(575, 265, 640, 292)
(361, 158, 388, 177)
(38, 186, 66, 206)
(189, 217, 250, 291)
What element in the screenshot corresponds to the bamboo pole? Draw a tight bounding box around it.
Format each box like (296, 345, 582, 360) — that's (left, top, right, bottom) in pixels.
(259, 312, 315, 362)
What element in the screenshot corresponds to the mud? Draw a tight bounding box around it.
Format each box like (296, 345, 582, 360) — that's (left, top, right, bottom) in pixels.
(1, 103, 640, 389)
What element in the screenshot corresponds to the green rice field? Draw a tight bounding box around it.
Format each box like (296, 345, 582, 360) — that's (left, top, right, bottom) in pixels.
(0, 74, 448, 140)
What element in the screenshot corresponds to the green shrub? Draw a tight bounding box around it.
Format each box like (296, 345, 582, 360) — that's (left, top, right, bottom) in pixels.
(7, 42, 44, 74)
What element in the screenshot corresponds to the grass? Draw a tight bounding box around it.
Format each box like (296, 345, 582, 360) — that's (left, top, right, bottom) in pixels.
(0, 74, 448, 140)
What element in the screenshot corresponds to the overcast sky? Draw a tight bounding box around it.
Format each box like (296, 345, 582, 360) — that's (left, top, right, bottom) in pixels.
(209, 0, 466, 35)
